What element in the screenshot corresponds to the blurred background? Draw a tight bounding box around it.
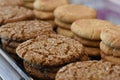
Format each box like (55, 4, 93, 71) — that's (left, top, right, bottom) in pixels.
(70, 0, 120, 25)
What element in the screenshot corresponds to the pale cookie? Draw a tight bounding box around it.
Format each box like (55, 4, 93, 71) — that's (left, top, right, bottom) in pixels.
(74, 34, 100, 47)
(16, 34, 88, 67)
(101, 27, 120, 48)
(71, 19, 114, 40)
(34, 10, 54, 20)
(0, 6, 34, 25)
(34, 0, 69, 11)
(55, 18, 71, 30)
(57, 27, 73, 37)
(100, 42, 120, 57)
(101, 51, 120, 65)
(54, 4, 97, 23)
(84, 47, 100, 56)
(56, 60, 120, 80)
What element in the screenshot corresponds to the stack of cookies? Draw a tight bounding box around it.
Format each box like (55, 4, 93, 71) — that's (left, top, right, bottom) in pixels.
(56, 60, 120, 80)
(54, 4, 97, 37)
(100, 27, 120, 64)
(16, 34, 88, 80)
(0, 20, 53, 61)
(0, 6, 34, 25)
(33, 0, 69, 28)
(23, 0, 35, 9)
(71, 19, 114, 59)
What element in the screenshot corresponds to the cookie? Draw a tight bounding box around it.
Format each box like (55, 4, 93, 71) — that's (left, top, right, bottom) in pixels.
(101, 51, 120, 65)
(0, 0, 23, 6)
(71, 19, 114, 40)
(74, 34, 100, 47)
(84, 47, 100, 56)
(100, 42, 120, 57)
(16, 34, 88, 67)
(24, 61, 60, 80)
(23, 2, 33, 9)
(56, 60, 120, 80)
(101, 27, 120, 48)
(23, 0, 34, 2)
(34, 0, 69, 12)
(0, 6, 34, 25)
(54, 4, 97, 23)
(57, 27, 73, 37)
(0, 20, 53, 41)
(34, 10, 54, 20)
(44, 20, 56, 29)
(55, 18, 71, 30)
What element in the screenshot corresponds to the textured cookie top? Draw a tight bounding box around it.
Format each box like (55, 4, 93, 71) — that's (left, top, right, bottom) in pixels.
(0, 6, 34, 25)
(101, 27, 120, 48)
(16, 34, 85, 67)
(71, 19, 114, 40)
(0, 20, 53, 41)
(34, 0, 69, 11)
(0, 0, 23, 6)
(54, 4, 97, 23)
(56, 61, 120, 80)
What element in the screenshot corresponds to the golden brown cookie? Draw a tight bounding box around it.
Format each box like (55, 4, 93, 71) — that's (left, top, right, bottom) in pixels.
(71, 19, 114, 40)
(54, 4, 97, 23)
(0, 20, 53, 41)
(55, 18, 71, 30)
(23, 2, 33, 9)
(57, 27, 73, 37)
(100, 42, 120, 57)
(74, 34, 100, 47)
(34, 0, 69, 11)
(34, 10, 54, 20)
(101, 27, 120, 48)
(101, 51, 120, 65)
(0, 6, 34, 25)
(0, 0, 23, 6)
(56, 60, 120, 80)
(84, 46, 100, 56)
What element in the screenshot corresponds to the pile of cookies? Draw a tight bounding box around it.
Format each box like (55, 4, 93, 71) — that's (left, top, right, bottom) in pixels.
(0, 0, 120, 80)
(100, 27, 120, 64)
(33, 0, 69, 28)
(23, 0, 35, 9)
(54, 4, 97, 37)
(71, 19, 114, 58)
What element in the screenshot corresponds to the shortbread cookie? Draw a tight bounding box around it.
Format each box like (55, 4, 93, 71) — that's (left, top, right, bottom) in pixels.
(71, 19, 114, 40)
(34, 0, 69, 11)
(54, 4, 97, 23)
(100, 42, 120, 57)
(101, 27, 120, 48)
(0, 6, 34, 25)
(34, 10, 54, 20)
(57, 27, 73, 37)
(74, 34, 100, 47)
(55, 18, 71, 30)
(56, 60, 120, 80)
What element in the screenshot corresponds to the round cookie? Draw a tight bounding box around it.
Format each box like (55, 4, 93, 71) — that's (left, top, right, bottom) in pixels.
(84, 47, 100, 56)
(16, 34, 88, 67)
(55, 18, 71, 30)
(100, 42, 120, 57)
(0, 6, 34, 25)
(71, 19, 114, 40)
(57, 27, 73, 37)
(101, 51, 120, 65)
(34, 10, 54, 20)
(101, 27, 120, 48)
(54, 4, 97, 23)
(0, 20, 53, 41)
(56, 60, 120, 80)
(23, 2, 33, 9)
(24, 61, 60, 80)
(34, 0, 69, 12)
(0, 0, 23, 6)
(74, 34, 100, 47)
